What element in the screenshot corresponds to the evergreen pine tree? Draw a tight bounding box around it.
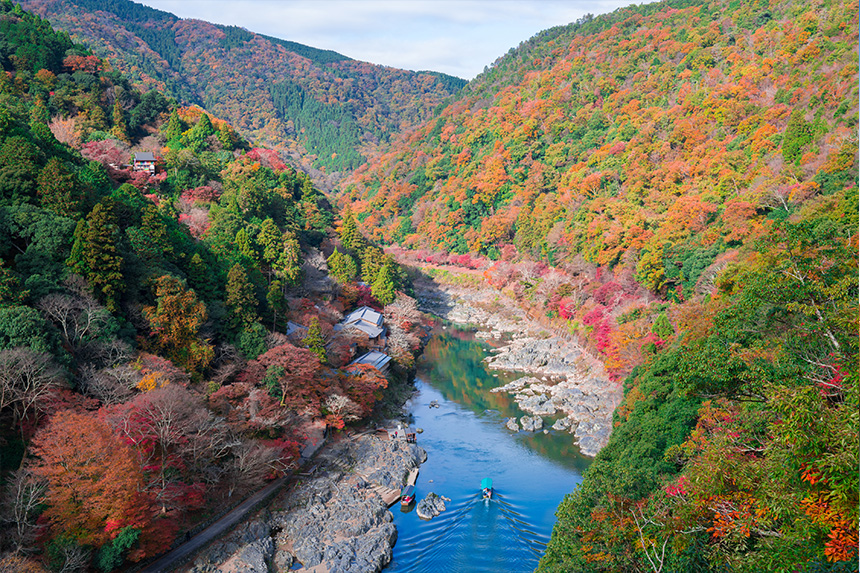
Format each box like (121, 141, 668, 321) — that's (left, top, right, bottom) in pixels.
(29, 98, 49, 126)
(327, 248, 357, 284)
(275, 232, 302, 285)
(37, 157, 80, 218)
(67, 198, 124, 312)
(162, 109, 183, 143)
(782, 108, 812, 165)
(339, 210, 363, 253)
(266, 279, 285, 330)
(371, 258, 397, 305)
(257, 218, 282, 266)
(235, 228, 257, 262)
(0, 260, 28, 305)
(187, 252, 216, 301)
(303, 316, 327, 363)
(361, 245, 385, 284)
(225, 263, 258, 331)
(140, 204, 173, 259)
(110, 99, 128, 143)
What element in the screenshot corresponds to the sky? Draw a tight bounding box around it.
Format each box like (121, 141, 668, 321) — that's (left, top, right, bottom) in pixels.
(139, 0, 631, 80)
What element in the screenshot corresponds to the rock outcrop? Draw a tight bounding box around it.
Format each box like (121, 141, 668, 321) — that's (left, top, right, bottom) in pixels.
(415, 492, 448, 520)
(190, 434, 426, 573)
(416, 281, 622, 457)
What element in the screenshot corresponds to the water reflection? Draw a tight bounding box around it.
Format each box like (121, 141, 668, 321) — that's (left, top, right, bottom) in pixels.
(385, 326, 591, 572)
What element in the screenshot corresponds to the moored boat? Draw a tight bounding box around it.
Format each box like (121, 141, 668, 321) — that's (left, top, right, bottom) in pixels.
(481, 478, 493, 499)
(401, 484, 416, 506)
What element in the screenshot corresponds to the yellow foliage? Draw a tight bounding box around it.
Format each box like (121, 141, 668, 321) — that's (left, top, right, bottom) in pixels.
(136, 371, 170, 392)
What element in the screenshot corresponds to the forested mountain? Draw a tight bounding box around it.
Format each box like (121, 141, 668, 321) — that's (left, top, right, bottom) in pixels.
(0, 3, 418, 570)
(17, 0, 466, 182)
(339, 0, 859, 570)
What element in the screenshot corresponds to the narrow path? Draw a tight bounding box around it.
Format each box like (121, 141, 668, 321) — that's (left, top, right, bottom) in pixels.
(140, 476, 288, 573)
(140, 425, 329, 572)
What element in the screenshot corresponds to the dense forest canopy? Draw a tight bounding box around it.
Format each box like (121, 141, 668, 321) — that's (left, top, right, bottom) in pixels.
(0, 0, 855, 571)
(0, 2, 417, 570)
(339, 0, 858, 570)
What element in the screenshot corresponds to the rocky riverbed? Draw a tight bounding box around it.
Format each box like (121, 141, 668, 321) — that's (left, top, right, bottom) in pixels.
(186, 433, 426, 573)
(416, 280, 621, 457)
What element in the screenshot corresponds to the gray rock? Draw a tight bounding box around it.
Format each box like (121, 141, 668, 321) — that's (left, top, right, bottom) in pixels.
(551, 417, 572, 431)
(416, 492, 447, 519)
(518, 393, 557, 416)
(234, 538, 273, 572)
(505, 417, 519, 431)
(519, 415, 543, 432)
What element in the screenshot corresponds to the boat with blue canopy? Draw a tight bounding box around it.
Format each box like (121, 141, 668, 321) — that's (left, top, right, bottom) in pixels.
(481, 478, 493, 499)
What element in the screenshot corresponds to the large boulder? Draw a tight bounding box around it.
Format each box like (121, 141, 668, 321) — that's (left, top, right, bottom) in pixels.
(519, 415, 543, 432)
(416, 492, 448, 520)
(518, 393, 557, 416)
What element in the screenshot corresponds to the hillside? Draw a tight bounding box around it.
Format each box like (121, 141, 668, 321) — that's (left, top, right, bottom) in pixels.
(18, 0, 466, 183)
(0, 3, 420, 570)
(338, 0, 859, 570)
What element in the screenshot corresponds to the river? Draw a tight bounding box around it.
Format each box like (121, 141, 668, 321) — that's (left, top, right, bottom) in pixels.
(385, 325, 591, 572)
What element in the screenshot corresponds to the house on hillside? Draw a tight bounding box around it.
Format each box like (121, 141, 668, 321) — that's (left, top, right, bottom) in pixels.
(349, 350, 392, 374)
(335, 306, 386, 347)
(133, 151, 156, 174)
(285, 321, 308, 342)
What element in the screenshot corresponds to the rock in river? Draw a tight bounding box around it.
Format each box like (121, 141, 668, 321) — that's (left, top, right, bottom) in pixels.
(416, 492, 448, 520)
(518, 393, 557, 416)
(505, 417, 520, 431)
(519, 415, 543, 432)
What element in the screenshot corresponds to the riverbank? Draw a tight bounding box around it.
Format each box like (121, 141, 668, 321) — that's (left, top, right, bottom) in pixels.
(183, 431, 426, 573)
(414, 274, 621, 457)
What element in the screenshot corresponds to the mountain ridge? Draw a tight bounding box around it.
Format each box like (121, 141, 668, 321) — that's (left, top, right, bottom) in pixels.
(19, 0, 467, 185)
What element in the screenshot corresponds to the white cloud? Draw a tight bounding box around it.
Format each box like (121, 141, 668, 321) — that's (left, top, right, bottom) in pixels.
(140, 0, 630, 79)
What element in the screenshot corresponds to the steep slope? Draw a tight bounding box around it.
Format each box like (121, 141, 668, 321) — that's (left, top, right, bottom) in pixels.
(0, 3, 419, 569)
(337, 0, 858, 570)
(19, 0, 466, 182)
(341, 0, 856, 267)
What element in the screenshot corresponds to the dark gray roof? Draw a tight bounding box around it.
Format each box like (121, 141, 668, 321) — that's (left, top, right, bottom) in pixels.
(135, 152, 156, 161)
(338, 306, 385, 338)
(349, 351, 391, 371)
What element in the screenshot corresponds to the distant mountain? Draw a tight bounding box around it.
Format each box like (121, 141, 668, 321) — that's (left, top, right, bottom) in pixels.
(19, 0, 467, 185)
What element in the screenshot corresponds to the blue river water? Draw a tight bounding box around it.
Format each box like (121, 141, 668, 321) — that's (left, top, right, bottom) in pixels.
(385, 326, 591, 573)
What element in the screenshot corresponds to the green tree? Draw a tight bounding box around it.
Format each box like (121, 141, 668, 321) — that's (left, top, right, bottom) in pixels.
(0, 135, 43, 201)
(67, 199, 124, 312)
(0, 261, 28, 305)
(326, 248, 356, 283)
(181, 113, 215, 152)
(225, 263, 258, 331)
(275, 232, 302, 285)
(256, 218, 282, 267)
(782, 107, 812, 165)
(28, 98, 49, 126)
(140, 204, 173, 260)
(266, 279, 285, 330)
(371, 258, 398, 305)
(651, 312, 674, 339)
(303, 316, 326, 363)
(162, 109, 183, 143)
(339, 210, 363, 253)
(235, 228, 257, 261)
(97, 526, 140, 572)
(110, 99, 128, 143)
(36, 157, 81, 218)
(361, 245, 385, 284)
